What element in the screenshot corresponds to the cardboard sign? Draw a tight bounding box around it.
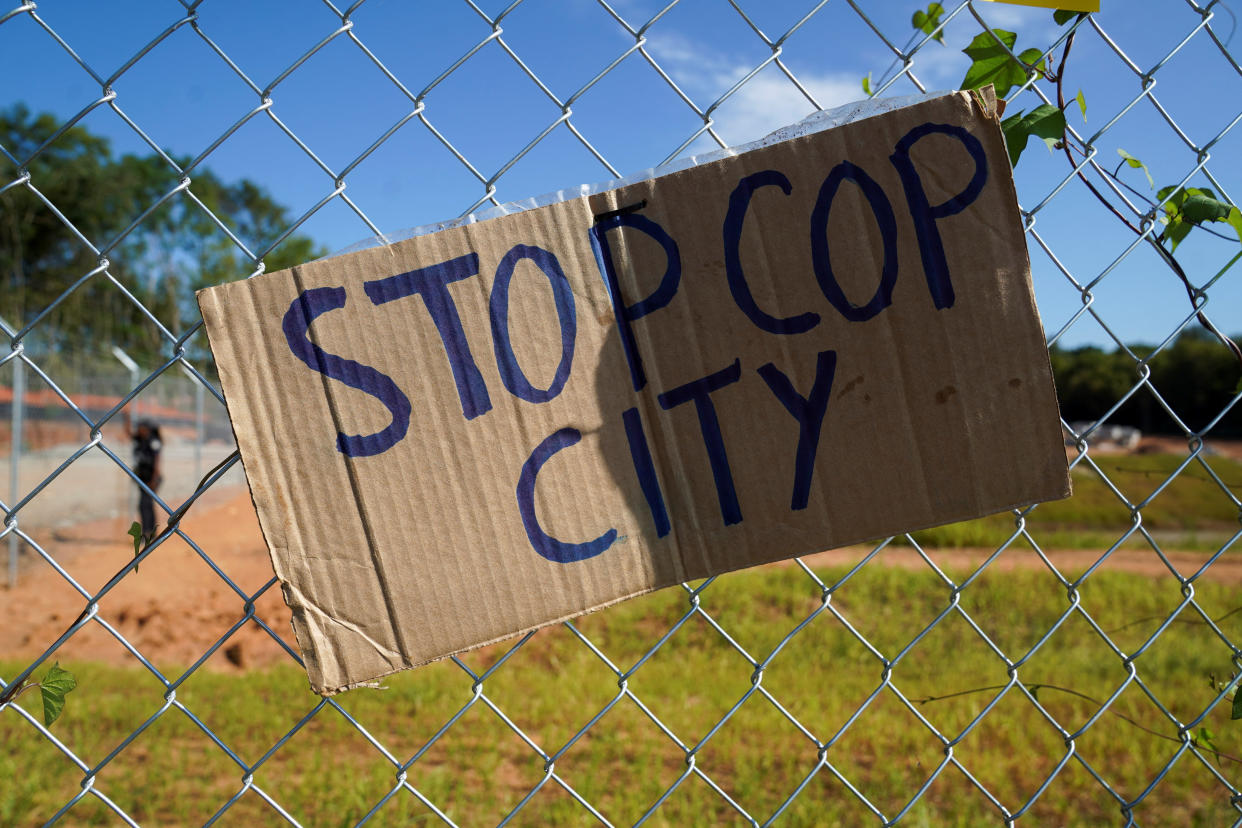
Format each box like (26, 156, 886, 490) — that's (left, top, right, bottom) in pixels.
(199, 90, 1070, 695)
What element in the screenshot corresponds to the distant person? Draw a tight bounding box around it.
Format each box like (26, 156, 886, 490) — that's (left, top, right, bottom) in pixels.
(123, 410, 162, 542)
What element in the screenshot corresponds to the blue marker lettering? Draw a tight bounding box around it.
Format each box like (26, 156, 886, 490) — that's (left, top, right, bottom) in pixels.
(363, 253, 492, 420)
(516, 427, 618, 563)
(810, 162, 899, 322)
(588, 213, 681, 391)
(282, 287, 412, 458)
(490, 244, 577, 404)
(622, 406, 670, 537)
(890, 122, 989, 310)
(657, 359, 744, 526)
(757, 350, 838, 510)
(723, 170, 821, 334)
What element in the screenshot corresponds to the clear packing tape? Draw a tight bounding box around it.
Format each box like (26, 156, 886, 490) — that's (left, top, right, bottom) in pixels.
(323, 92, 940, 262)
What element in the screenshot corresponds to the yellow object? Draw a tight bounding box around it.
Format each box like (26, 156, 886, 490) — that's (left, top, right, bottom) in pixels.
(982, 0, 1098, 11)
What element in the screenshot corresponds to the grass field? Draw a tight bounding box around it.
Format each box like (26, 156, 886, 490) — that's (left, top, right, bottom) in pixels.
(905, 451, 1242, 552)
(5, 560, 1242, 826)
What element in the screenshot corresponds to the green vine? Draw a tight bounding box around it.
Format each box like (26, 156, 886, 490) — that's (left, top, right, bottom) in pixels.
(2, 664, 77, 728)
(944, 8, 1242, 365)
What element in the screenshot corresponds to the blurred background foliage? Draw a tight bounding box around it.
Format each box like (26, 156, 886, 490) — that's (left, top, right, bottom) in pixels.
(0, 104, 324, 375)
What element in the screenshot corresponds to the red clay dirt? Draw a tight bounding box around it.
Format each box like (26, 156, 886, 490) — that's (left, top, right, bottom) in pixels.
(1, 489, 296, 672)
(2, 488, 1239, 672)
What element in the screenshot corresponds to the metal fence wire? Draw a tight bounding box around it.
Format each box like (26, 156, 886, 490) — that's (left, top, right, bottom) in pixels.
(3, 0, 1242, 825)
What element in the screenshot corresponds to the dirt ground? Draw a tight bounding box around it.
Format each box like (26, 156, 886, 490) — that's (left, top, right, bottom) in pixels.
(3, 484, 1240, 673)
(0, 488, 297, 672)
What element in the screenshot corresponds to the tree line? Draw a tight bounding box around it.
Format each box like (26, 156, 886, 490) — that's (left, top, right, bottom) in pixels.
(1, 104, 322, 375)
(3, 106, 1239, 438)
(1052, 329, 1242, 438)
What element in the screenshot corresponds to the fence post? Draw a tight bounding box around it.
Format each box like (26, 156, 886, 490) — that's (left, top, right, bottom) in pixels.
(181, 365, 204, 483)
(3, 314, 21, 590)
(111, 345, 141, 523)
(111, 345, 140, 417)
(8, 353, 22, 590)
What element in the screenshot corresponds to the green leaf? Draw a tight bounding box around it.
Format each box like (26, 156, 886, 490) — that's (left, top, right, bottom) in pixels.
(1000, 104, 1066, 167)
(1116, 148, 1153, 189)
(1158, 186, 1239, 249)
(911, 3, 945, 43)
(1197, 727, 1221, 766)
(862, 73, 872, 96)
(1161, 186, 1214, 216)
(1226, 206, 1242, 244)
(1018, 47, 1048, 77)
(1182, 192, 1233, 224)
(1232, 687, 1242, 719)
(1054, 10, 1084, 25)
(1076, 89, 1087, 121)
(1001, 110, 1025, 167)
(1164, 217, 1193, 251)
(128, 520, 143, 572)
(1024, 104, 1067, 145)
(960, 30, 1031, 97)
(40, 664, 76, 727)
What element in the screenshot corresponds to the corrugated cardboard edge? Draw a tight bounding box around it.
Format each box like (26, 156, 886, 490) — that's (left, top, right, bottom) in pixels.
(321, 494, 1069, 697)
(197, 289, 317, 690)
(966, 85, 1073, 508)
(200, 87, 1072, 696)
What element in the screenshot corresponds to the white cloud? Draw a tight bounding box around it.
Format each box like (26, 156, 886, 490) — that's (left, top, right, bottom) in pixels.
(642, 5, 1061, 149)
(645, 30, 709, 70)
(902, 38, 971, 88)
(646, 31, 862, 146)
(710, 68, 862, 145)
(973, 1, 1052, 32)
(883, 4, 1060, 92)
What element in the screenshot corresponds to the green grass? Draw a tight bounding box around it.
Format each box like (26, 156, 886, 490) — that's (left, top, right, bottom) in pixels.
(5, 562, 1242, 826)
(903, 452, 1242, 551)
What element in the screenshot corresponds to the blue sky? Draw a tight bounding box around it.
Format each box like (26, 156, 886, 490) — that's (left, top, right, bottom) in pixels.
(2, 0, 1240, 351)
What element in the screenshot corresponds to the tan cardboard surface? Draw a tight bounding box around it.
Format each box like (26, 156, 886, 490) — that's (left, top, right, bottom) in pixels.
(199, 89, 1070, 695)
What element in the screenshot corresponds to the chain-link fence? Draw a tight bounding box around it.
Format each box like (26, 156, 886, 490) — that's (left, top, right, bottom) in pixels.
(3, 0, 1242, 825)
(3, 366, 239, 584)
